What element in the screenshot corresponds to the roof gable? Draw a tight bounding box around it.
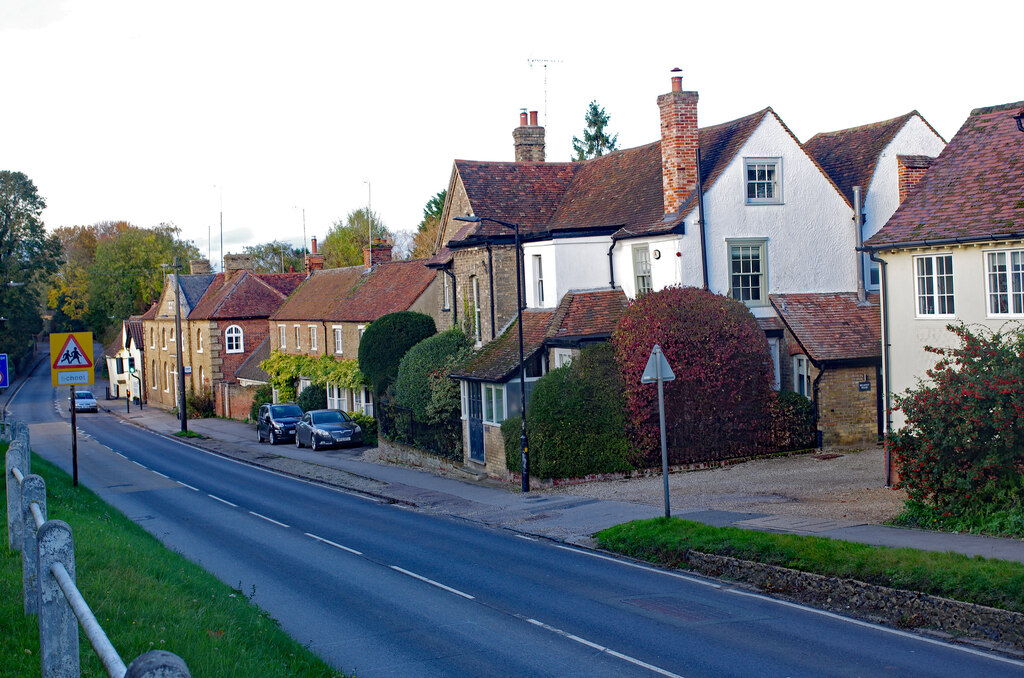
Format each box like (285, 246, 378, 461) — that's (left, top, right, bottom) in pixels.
(189, 271, 304, 320)
(456, 160, 579, 237)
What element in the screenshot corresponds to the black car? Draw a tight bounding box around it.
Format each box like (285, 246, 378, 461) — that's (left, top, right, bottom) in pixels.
(294, 409, 363, 450)
(256, 402, 303, 444)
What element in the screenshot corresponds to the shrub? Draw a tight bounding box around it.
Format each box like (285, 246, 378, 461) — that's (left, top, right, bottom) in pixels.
(358, 312, 436, 396)
(185, 385, 215, 419)
(249, 384, 272, 422)
(611, 286, 774, 467)
(769, 390, 817, 452)
(394, 328, 473, 422)
(504, 343, 634, 478)
(889, 323, 1024, 517)
(350, 411, 377, 446)
(296, 383, 327, 412)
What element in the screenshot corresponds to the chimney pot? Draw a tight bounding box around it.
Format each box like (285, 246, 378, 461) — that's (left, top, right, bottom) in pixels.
(529, 110, 538, 126)
(658, 72, 699, 215)
(519, 111, 529, 126)
(311, 235, 318, 254)
(670, 67, 683, 92)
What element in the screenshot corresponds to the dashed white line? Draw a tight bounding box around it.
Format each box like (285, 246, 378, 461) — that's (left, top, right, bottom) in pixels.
(390, 566, 475, 600)
(515, 534, 537, 541)
(177, 481, 198, 491)
(305, 532, 362, 555)
(131, 460, 147, 469)
(208, 494, 237, 507)
(550, 543, 721, 588)
(523, 617, 684, 677)
(250, 511, 289, 528)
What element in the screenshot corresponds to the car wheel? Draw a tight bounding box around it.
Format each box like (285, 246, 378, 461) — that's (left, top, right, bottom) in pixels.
(311, 437, 319, 451)
(295, 433, 302, 448)
(257, 428, 264, 443)
(269, 430, 277, 445)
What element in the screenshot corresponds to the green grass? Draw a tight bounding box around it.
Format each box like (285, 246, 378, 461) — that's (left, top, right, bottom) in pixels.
(1, 451, 345, 677)
(596, 517, 1024, 613)
(172, 430, 204, 439)
(889, 500, 1024, 539)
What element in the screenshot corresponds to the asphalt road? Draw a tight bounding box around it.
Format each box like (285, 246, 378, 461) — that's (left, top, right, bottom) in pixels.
(9, 361, 1024, 677)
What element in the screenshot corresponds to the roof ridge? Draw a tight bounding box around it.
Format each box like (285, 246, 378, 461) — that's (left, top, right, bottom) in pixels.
(806, 111, 917, 142)
(970, 100, 1024, 116)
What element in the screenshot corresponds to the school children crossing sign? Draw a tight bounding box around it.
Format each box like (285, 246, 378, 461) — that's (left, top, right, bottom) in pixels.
(49, 332, 94, 386)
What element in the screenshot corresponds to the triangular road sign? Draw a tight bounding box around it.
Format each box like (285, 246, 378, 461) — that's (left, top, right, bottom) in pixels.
(641, 344, 675, 383)
(53, 334, 93, 369)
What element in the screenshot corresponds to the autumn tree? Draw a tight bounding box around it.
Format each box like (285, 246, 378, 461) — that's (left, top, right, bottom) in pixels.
(412, 189, 446, 259)
(243, 240, 305, 273)
(571, 101, 619, 161)
(321, 208, 391, 268)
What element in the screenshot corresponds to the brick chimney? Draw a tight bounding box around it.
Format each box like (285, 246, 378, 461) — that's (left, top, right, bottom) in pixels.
(189, 259, 212, 275)
(658, 68, 699, 215)
(363, 240, 393, 269)
(513, 109, 545, 162)
(305, 235, 324, 274)
(897, 155, 934, 204)
(223, 253, 253, 281)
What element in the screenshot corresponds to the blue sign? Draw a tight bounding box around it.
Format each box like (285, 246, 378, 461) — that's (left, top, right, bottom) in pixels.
(0, 353, 7, 389)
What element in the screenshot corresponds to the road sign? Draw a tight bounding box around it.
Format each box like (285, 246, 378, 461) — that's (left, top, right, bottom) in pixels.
(49, 332, 95, 386)
(641, 344, 676, 383)
(640, 344, 675, 518)
(0, 353, 7, 388)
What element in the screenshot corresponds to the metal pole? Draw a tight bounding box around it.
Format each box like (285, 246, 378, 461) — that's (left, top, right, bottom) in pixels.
(514, 226, 529, 492)
(173, 258, 188, 433)
(657, 347, 670, 518)
(70, 385, 78, 487)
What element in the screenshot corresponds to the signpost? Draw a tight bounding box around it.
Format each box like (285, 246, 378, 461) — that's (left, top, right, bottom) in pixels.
(49, 332, 94, 487)
(641, 344, 676, 518)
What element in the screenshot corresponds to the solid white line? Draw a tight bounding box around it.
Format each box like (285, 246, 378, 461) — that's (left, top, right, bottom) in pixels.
(208, 494, 237, 508)
(250, 511, 289, 528)
(524, 617, 684, 678)
(152, 471, 169, 479)
(515, 534, 537, 541)
(131, 460, 147, 469)
(115, 452, 127, 459)
(390, 566, 475, 600)
(726, 588, 1024, 669)
(550, 543, 721, 588)
(177, 481, 198, 491)
(304, 532, 362, 555)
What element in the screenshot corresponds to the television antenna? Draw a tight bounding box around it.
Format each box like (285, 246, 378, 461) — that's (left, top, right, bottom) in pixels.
(528, 58, 563, 126)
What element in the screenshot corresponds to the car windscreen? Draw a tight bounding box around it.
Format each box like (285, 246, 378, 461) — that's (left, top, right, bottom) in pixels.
(311, 411, 350, 425)
(272, 405, 303, 417)
(75, 391, 94, 399)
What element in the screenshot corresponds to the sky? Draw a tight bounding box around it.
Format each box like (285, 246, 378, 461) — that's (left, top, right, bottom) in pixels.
(2, 1, 1019, 270)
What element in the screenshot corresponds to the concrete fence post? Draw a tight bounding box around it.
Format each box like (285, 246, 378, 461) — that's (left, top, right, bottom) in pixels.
(37, 520, 79, 678)
(125, 650, 192, 678)
(22, 474, 47, 615)
(6, 441, 27, 551)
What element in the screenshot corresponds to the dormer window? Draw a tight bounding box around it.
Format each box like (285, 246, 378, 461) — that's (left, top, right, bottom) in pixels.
(745, 158, 782, 204)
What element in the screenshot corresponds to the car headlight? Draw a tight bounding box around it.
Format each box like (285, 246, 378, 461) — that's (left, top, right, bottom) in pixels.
(353, 425, 362, 433)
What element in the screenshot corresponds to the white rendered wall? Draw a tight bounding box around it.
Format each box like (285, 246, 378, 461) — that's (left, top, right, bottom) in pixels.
(611, 234, 683, 299)
(523, 236, 614, 308)
(862, 117, 946, 289)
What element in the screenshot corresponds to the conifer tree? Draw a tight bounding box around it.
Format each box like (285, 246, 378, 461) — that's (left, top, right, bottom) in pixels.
(571, 100, 619, 160)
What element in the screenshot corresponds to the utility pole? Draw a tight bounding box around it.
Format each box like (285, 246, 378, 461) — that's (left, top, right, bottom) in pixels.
(173, 258, 188, 432)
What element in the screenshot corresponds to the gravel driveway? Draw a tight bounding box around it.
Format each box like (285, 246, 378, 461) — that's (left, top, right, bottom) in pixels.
(544, 445, 907, 524)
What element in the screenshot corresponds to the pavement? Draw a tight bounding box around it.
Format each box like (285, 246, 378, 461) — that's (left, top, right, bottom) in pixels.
(93, 397, 1024, 564)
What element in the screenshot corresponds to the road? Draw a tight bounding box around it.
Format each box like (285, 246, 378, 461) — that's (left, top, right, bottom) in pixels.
(9, 358, 1024, 677)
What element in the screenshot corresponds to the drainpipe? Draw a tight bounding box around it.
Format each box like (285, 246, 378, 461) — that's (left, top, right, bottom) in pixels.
(696, 148, 709, 289)
(486, 243, 496, 339)
(811, 362, 826, 449)
(853, 186, 866, 303)
(868, 249, 892, 486)
(444, 266, 457, 326)
(607, 241, 616, 288)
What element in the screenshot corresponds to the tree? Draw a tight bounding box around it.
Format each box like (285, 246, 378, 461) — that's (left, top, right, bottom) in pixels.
(0, 171, 61, 367)
(394, 328, 472, 421)
(571, 101, 619, 161)
(412, 189, 446, 259)
(357, 311, 436, 397)
(611, 286, 774, 467)
(48, 223, 125, 331)
(321, 208, 392, 268)
(243, 241, 304, 273)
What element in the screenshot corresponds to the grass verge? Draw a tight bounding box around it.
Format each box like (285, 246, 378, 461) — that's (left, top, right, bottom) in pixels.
(889, 500, 1024, 539)
(596, 517, 1024, 613)
(172, 430, 204, 439)
(1, 450, 345, 678)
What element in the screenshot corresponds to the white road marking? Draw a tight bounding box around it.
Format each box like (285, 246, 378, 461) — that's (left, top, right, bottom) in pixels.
(305, 532, 362, 555)
(550, 543, 721, 588)
(177, 481, 198, 491)
(523, 617, 684, 678)
(515, 534, 537, 541)
(115, 452, 127, 459)
(152, 471, 169, 479)
(390, 566, 475, 600)
(250, 511, 289, 528)
(131, 460, 147, 469)
(208, 494, 237, 507)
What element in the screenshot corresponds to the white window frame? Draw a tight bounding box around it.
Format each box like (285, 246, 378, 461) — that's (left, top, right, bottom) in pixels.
(279, 324, 287, 349)
(471, 277, 481, 343)
(327, 384, 343, 410)
(744, 157, 783, 205)
(196, 329, 203, 353)
(309, 325, 318, 351)
(164, 363, 170, 392)
(442, 272, 450, 310)
(483, 383, 506, 425)
(768, 337, 781, 391)
(332, 326, 343, 354)
(533, 254, 545, 306)
(728, 238, 768, 307)
(914, 253, 955, 318)
(632, 245, 652, 296)
(293, 325, 301, 351)
(553, 348, 575, 368)
(460, 381, 468, 420)
(793, 355, 811, 400)
(225, 324, 244, 353)
(985, 248, 1024, 317)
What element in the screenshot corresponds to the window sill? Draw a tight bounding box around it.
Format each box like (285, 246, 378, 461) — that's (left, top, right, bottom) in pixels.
(915, 314, 957, 321)
(744, 201, 784, 206)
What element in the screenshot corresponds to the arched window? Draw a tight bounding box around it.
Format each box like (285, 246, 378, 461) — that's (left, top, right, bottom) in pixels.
(149, 328, 155, 348)
(199, 365, 206, 386)
(197, 330, 204, 353)
(151, 360, 157, 388)
(164, 363, 170, 391)
(161, 329, 167, 349)
(225, 325, 244, 353)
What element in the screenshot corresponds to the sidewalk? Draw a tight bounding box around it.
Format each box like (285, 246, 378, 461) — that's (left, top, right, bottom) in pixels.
(103, 400, 1024, 563)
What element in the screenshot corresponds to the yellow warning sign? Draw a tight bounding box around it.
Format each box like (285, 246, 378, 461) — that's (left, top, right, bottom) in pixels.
(49, 332, 95, 386)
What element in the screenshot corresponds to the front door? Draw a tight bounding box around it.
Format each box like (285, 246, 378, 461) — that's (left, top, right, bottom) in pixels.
(467, 381, 484, 463)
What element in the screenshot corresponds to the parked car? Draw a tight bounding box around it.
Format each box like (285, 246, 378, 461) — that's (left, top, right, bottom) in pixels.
(294, 409, 363, 450)
(69, 390, 98, 413)
(256, 402, 304, 444)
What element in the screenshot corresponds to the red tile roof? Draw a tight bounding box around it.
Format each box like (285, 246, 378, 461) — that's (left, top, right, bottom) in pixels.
(865, 101, 1024, 248)
(104, 334, 123, 359)
(333, 260, 436, 322)
(188, 271, 305, 320)
(805, 112, 934, 206)
(550, 289, 627, 339)
(770, 293, 881, 362)
(455, 161, 579, 237)
(451, 309, 555, 381)
(139, 301, 158, 320)
(270, 266, 365, 321)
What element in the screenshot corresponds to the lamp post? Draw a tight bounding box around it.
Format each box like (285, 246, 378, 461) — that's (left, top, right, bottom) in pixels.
(455, 215, 530, 492)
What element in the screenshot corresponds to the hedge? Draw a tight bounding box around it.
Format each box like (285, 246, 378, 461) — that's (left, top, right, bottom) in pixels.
(357, 312, 436, 396)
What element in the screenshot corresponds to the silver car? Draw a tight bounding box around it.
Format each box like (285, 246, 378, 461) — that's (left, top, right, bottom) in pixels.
(70, 390, 98, 413)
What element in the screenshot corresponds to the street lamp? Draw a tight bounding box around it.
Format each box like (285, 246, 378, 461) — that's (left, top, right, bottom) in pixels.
(455, 214, 530, 492)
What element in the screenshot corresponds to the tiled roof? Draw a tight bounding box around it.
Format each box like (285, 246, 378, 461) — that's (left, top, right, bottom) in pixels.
(139, 301, 158, 320)
(450, 309, 555, 381)
(125, 318, 144, 349)
(426, 222, 475, 267)
(805, 112, 920, 206)
(865, 101, 1024, 248)
(104, 334, 123, 359)
(235, 336, 271, 383)
(270, 266, 365, 321)
(549, 289, 627, 339)
(179, 274, 217, 308)
(332, 259, 436, 322)
(189, 271, 305, 320)
(897, 154, 935, 170)
(770, 293, 881, 363)
(455, 161, 579, 238)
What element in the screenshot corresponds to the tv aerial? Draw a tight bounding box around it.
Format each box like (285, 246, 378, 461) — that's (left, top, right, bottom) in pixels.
(528, 58, 564, 126)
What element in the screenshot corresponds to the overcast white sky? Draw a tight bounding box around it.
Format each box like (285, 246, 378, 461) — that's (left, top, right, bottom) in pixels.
(2, 1, 1018, 268)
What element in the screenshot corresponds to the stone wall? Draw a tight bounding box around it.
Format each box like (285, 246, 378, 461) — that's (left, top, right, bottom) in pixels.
(817, 365, 880, 445)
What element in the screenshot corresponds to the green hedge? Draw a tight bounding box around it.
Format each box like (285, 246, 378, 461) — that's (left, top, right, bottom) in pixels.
(394, 328, 472, 421)
(357, 312, 436, 396)
(249, 384, 272, 422)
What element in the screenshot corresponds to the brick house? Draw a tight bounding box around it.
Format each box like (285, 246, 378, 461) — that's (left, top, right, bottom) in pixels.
(269, 246, 437, 416)
(863, 100, 1024, 432)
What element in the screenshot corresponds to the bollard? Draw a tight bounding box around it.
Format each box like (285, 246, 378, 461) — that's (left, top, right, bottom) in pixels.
(6, 442, 26, 551)
(126, 650, 192, 678)
(38, 520, 79, 678)
(22, 474, 47, 615)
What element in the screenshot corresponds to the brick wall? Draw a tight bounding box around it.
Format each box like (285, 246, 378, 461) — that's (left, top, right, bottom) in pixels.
(452, 245, 519, 344)
(898, 158, 931, 204)
(215, 318, 270, 383)
(658, 83, 699, 215)
(817, 365, 881, 445)
(461, 419, 511, 480)
(215, 381, 258, 420)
